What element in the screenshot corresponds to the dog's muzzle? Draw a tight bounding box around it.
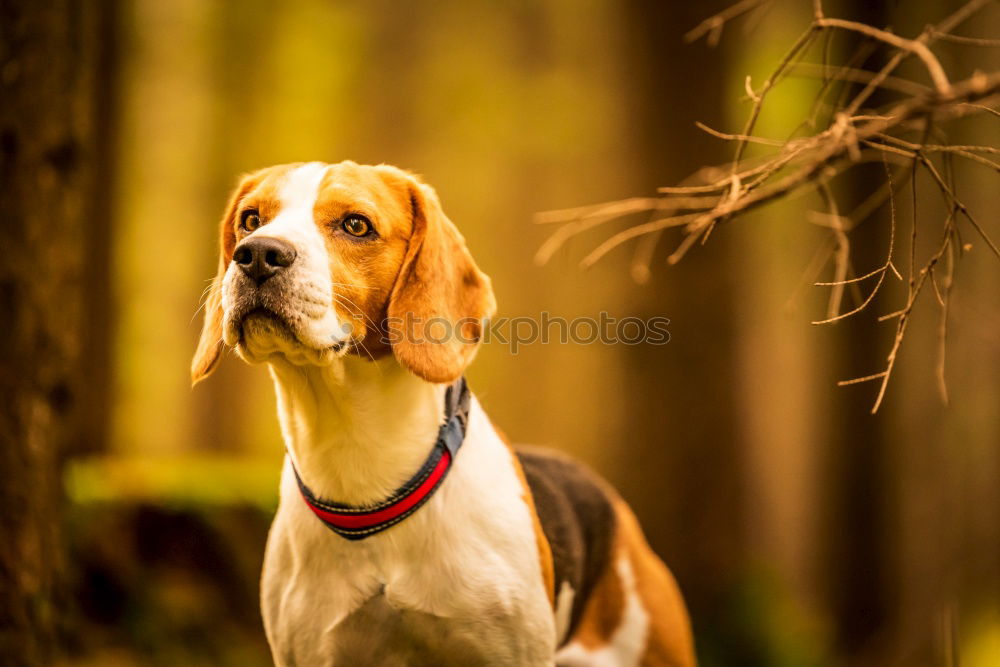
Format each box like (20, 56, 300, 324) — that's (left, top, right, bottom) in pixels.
(223, 236, 302, 346)
(221, 237, 350, 360)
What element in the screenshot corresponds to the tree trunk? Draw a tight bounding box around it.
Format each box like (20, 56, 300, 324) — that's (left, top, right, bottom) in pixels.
(618, 0, 745, 644)
(0, 1, 112, 663)
(818, 3, 895, 660)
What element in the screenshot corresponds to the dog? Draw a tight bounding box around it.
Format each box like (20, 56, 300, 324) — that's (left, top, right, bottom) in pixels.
(191, 161, 695, 666)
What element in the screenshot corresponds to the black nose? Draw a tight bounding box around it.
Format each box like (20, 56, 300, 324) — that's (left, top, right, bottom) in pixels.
(233, 236, 297, 285)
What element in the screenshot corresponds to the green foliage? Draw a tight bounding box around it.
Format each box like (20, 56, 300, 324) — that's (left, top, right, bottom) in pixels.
(66, 456, 280, 512)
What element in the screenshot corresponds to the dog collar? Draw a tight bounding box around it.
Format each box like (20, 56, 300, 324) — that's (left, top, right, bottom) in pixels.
(289, 377, 470, 540)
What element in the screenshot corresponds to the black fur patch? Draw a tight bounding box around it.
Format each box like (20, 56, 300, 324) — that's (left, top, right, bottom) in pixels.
(515, 447, 617, 645)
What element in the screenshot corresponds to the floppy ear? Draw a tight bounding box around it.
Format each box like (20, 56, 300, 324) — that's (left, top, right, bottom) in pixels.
(387, 179, 497, 384)
(191, 176, 251, 385)
(190, 260, 225, 386)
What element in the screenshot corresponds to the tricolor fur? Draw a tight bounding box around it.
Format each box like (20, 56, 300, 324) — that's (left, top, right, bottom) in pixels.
(192, 161, 696, 666)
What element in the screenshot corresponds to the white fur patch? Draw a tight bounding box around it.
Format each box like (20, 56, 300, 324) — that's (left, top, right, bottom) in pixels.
(555, 581, 576, 645)
(555, 556, 649, 667)
(278, 162, 327, 210)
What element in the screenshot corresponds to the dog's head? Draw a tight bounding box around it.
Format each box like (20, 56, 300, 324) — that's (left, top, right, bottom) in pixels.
(191, 161, 496, 385)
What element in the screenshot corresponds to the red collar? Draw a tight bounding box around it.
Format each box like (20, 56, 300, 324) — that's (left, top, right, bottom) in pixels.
(290, 378, 470, 540)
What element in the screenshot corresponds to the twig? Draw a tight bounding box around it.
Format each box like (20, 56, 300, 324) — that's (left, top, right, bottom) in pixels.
(815, 18, 951, 93)
(929, 30, 1000, 48)
(685, 0, 770, 44)
(818, 183, 849, 318)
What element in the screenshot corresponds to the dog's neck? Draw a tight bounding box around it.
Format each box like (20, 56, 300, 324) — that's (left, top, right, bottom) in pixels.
(267, 355, 447, 505)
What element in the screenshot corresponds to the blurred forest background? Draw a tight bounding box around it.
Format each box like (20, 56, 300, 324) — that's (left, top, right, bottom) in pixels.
(2, 0, 998, 666)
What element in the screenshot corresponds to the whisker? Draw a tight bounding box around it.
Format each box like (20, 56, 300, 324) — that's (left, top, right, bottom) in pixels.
(330, 294, 383, 368)
(352, 337, 378, 365)
(190, 281, 218, 324)
(331, 281, 377, 291)
(333, 294, 380, 332)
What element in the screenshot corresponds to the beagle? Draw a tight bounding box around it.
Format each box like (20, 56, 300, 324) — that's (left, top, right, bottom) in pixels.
(192, 161, 696, 666)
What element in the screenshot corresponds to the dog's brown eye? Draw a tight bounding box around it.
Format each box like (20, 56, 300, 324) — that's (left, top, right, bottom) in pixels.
(342, 214, 372, 237)
(241, 210, 261, 233)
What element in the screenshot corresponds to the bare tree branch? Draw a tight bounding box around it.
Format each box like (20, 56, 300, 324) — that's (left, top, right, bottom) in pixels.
(538, 0, 1000, 412)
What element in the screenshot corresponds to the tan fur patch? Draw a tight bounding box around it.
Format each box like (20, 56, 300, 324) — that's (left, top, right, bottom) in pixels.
(511, 453, 557, 608)
(314, 163, 413, 359)
(614, 499, 697, 667)
(382, 169, 496, 383)
(495, 424, 555, 607)
(570, 532, 626, 650)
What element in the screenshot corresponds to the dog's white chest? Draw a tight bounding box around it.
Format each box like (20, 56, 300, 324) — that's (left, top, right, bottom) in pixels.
(260, 411, 556, 666)
(294, 583, 535, 666)
(263, 560, 523, 666)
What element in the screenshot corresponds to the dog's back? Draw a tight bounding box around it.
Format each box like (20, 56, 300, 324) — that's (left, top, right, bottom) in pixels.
(516, 447, 696, 666)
